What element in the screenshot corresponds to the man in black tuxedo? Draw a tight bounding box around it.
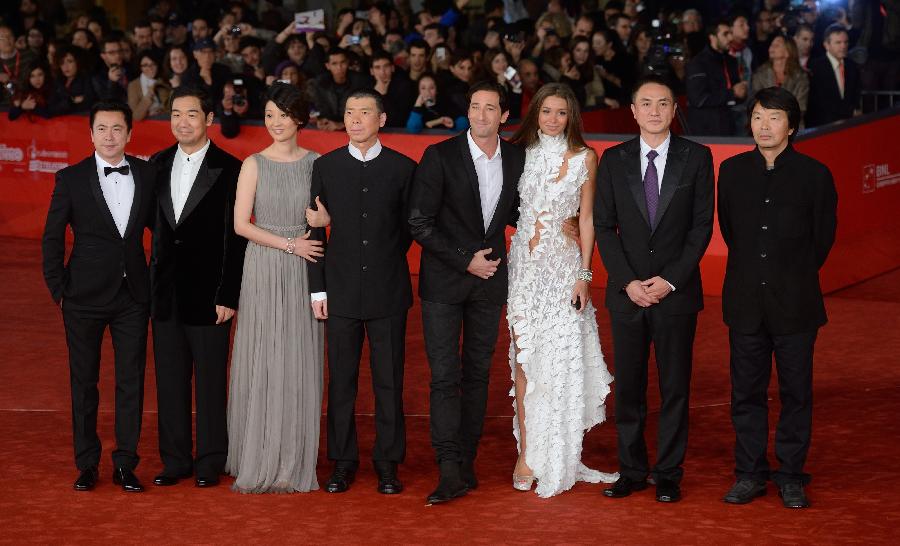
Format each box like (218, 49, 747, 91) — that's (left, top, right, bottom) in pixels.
(307, 89, 417, 496)
(595, 75, 715, 503)
(409, 81, 525, 505)
(805, 24, 861, 128)
(42, 102, 157, 492)
(719, 87, 837, 509)
(149, 87, 247, 488)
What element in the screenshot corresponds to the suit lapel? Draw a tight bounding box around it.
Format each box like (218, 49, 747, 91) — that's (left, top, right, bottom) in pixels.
(457, 133, 485, 235)
(122, 155, 142, 239)
(651, 136, 689, 235)
(88, 158, 122, 236)
(157, 148, 177, 230)
(177, 142, 221, 226)
(485, 140, 517, 238)
(622, 138, 651, 228)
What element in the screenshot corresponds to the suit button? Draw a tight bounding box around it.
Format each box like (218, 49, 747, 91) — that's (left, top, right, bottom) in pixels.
(174, 239, 182, 245)
(761, 281, 767, 285)
(760, 252, 767, 258)
(362, 265, 368, 271)
(649, 248, 654, 253)
(362, 240, 368, 245)
(764, 198, 771, 204)
(362, 187, 368, 192)
(361, 212, 367, 218)
(761, 225, 768, 230)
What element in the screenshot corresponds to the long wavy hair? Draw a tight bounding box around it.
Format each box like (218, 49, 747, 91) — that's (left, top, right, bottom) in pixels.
(510, 82, 588, 152)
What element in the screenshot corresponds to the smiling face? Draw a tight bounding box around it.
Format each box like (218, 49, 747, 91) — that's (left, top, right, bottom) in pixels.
(169, 47, 188, 74)
(468, 89, 508, 139)
(91, 110, 131, 164)
(631, 82, 675, 137)
(264, 100, 300, 142)
(170, 95, 212, 148)
(538, 95, 569, 137)
(344, 96, 385, 147)
(139, 55, 158, 79)
(750, 103, 793, 151)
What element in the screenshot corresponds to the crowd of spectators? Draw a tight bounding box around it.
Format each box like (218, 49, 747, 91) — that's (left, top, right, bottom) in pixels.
(1, 0, 898, 136)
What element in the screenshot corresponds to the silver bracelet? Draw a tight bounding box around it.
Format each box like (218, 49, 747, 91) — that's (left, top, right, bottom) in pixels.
(576, 268, 592, 283)
(284, 237, 295, 254)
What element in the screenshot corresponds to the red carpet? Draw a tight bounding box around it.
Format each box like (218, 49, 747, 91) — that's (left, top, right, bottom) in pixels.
(0, 237, 897, 543)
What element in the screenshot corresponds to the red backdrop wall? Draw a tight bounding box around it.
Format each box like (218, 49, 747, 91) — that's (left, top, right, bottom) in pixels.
(1, 112, 898, 295)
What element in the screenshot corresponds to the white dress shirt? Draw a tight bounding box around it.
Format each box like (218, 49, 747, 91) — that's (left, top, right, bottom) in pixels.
(348, 138, 382, 162)
(639, 132, 671, 192)
(825, 52, 844, 98)
(94, 153, 134, 238)
(310, 139, 386, 303)
(638, 133, 676, 291)
(171, 138, 210, 222)
(466, 130, 504, 232)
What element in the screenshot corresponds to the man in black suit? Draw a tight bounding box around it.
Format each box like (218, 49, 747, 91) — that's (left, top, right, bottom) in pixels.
(805, 24, 861, 128)
(42, 102, 157, 492)
(149, 87, 247, 488)
(595, 75, 715, 503)
(685, 20, 749, 136)
(307, 89, 417, 496)
(409, 81, 525, 505)
(719, 87, 837, 509)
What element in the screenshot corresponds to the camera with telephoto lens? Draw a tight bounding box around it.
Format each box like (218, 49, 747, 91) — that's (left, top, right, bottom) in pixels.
(231, 78, 246, 107)
(643, 19, 683, 78)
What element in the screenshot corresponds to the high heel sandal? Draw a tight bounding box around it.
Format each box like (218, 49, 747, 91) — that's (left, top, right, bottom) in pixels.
(513, 474, 537, 491)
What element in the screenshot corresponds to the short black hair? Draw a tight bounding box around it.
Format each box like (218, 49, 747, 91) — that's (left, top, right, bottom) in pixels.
(423, 22, 448, 40)
(747, 86, 802, 140)
(409, 38, 431, 56)
(265, 81, 310, 126)
(467, 79, 509, 114)
(327, 47, 348, 62)
(727, 9, 750, 26)
(169, 86, 215, 117)
(370, 49, 393, 65)
(823, 23, 849, 43)
(706, 19, 730, 37)
(99, 35, 121, 53)
(238, 36, 264, 51)
(90, 101, 133, 131)
(134, 20, 151, 30)
(631, 74, 677, 103)
(347, 88, 386, 114)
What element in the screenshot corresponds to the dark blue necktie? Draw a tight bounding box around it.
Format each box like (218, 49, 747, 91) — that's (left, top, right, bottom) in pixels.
(644, 150, 659, 226)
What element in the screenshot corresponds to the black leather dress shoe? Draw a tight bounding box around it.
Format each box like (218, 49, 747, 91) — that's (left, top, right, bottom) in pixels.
(112, 468, 144, 492)
(655, 479, 681, 503)
(460, 459, 478, 490)
(374, 462, 402, 495)
(195, 475, 220, 488)
(153, 471, 191, 486)
(603, 476, 648, 498)
(723, 479, 767, 504)
(73, 467, 98, 491)
(779, 483, 810, 508)
(325, 464, 357, 493)
(426, 462, 468, 505)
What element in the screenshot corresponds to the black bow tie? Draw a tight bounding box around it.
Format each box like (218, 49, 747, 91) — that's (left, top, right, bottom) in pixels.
(104, 165, 130, 177)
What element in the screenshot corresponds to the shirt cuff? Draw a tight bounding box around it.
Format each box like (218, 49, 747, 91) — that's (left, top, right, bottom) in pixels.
(311, 292, 327, 302)
(666, 281, 676, 292)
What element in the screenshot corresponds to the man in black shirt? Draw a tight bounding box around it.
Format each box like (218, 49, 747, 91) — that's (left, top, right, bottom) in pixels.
(182, 38, 231, 106)
(307, 89, 416, 495)
(718, 87, 837, 509)
(306, 48, 369, 131)
(685, 21, 749, 136)
(92, 36, 128, 102)
(370, 50, 414, 128)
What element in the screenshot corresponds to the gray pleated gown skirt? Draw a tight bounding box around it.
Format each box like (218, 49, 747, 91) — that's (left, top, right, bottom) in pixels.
(225, 152, 324, 493)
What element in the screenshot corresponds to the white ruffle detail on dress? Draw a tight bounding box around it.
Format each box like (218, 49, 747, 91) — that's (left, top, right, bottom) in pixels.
(507, 131, 617, 498)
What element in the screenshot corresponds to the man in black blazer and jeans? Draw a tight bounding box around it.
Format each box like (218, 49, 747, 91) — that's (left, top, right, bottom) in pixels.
(42, 102, 157, 492)
(596, 75, 715, 503)
(149, 87, 247, 488)
(307, 90, 417, 495)
(719, 87, 837, 509)
(409, 81, 525, 505)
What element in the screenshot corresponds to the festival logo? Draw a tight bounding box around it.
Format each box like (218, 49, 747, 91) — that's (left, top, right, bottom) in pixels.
(863, 162, 900, 194)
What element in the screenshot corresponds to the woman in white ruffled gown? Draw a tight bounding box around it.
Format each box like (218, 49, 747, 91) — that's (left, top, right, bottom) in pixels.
(506, 83, 617, 497)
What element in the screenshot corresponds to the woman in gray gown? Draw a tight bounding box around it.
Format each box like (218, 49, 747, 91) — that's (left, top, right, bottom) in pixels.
(226, 83, 325, 493)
